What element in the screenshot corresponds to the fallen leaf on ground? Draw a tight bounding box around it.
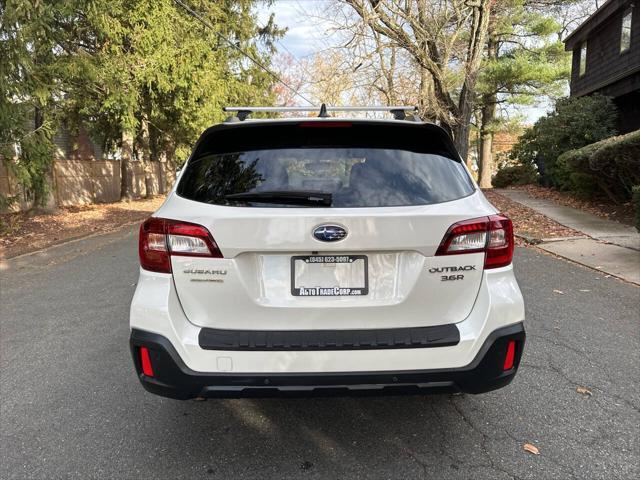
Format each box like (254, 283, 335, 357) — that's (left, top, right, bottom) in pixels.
(515, 185, 636, 227)
(576, 386, 593, 396)
(553, 289, 565, 295)
(523, 443, 540, 455)
(1, 196, 166, 258)
(483, 190, 580, 243)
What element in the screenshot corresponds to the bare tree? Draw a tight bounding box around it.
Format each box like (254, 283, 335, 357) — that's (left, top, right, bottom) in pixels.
(293, 0, 589, 175)
(344, 0, 493, 161)
(272, 53, 310, 106)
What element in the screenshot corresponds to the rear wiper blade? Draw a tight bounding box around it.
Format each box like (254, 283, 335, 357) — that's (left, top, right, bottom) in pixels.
(224, 190, 332, 206)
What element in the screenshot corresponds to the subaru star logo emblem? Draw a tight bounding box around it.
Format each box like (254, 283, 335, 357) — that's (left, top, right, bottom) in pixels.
(313, 225, 347, 242)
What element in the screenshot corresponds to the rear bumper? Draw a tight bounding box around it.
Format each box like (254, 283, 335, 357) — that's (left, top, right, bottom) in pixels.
(130, 323, 525, 399)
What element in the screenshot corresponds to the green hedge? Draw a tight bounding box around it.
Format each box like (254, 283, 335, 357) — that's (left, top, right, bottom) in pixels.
(553, 141, 600, 192)
(507, 95, 618, 188)
(492, 163, 538, 188)
(556, 129, 640, 202)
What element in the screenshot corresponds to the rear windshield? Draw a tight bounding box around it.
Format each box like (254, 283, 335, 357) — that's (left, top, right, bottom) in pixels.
(177, 123, 475, 208)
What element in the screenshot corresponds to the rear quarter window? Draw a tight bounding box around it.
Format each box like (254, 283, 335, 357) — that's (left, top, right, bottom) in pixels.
(177, 122, 475, 208)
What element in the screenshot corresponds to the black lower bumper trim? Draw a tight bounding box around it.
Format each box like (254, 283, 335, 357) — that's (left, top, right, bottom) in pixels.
(130, 323, 525, 399)
(198, 323, 459, 351)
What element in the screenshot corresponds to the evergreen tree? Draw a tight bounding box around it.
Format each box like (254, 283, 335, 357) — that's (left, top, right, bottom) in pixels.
(476, 0, 574, 187)
(1, 0, 282, 207)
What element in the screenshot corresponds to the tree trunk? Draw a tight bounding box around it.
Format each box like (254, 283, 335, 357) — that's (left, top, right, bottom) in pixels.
(32, 106, 56, 211)
(478, 95, 496, 188)
(120, 130, 134, 200)
(453, 114, 472, 164)
(478, 20, 499, 188)
(456, 0, 492, 165)
(32, 106, 45, 208)
(139, 115, 155, 198)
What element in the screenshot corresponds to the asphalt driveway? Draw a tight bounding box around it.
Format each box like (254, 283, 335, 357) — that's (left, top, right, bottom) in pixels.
(1, 227, 638, 479)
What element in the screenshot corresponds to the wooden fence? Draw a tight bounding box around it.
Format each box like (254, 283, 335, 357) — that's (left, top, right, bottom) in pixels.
(0, 159, 176, 212)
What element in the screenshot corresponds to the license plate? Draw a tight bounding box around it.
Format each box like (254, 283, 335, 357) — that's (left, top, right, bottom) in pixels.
(291, 255, 368, 296)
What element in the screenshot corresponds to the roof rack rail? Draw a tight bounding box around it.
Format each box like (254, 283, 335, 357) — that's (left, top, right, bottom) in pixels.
(222, 104, 419, 121)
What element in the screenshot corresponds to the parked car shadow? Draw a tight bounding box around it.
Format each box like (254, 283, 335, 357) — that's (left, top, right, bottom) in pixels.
(146, 393, 505, 478)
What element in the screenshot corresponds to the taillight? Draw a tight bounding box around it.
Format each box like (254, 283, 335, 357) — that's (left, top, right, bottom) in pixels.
(485, 215, 514, 269)
(139, 217, 223, 273)
(139, 218, 171, 273)
(436, 214, 514, 269)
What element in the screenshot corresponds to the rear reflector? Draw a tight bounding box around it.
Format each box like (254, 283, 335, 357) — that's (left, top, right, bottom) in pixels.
(503, 340, 516, 370)
(436, 214, 514, 269)
(139, 217, 223, 273)
(139, 347, 154, 377)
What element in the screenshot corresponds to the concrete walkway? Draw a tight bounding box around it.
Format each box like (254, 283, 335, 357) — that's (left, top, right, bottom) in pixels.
(496, 189, 640, 285)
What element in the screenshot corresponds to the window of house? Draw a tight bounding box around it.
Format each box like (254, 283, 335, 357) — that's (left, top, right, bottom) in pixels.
(621, 9, 632, 53)
(579, 42, 587, 76)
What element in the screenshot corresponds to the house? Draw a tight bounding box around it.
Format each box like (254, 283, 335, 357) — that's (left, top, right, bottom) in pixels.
(564, 0, 640, 133)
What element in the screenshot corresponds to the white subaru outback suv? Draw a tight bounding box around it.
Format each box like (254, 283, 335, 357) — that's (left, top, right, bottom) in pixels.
(129, 106, 525, 399)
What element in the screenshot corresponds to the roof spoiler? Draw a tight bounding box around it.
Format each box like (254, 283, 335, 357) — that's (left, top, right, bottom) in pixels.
(222, 104, 420, 122)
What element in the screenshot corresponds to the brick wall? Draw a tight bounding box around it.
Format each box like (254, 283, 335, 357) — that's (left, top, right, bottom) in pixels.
(492, 131, 521, 155)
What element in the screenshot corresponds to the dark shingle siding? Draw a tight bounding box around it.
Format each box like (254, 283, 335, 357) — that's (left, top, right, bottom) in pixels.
(569, 1, 640, 98)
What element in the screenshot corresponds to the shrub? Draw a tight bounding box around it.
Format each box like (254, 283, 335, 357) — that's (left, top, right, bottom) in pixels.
(492, 163, 538, 188)
(568, 172, 599, 199)
(557, 129, 640, 202)
(633, 186, 640, 232)
(556, 141, 603, 195)
(551, 154, 573, 191)
(589, 130, 640, 200)
(508, 95, 618, 187)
